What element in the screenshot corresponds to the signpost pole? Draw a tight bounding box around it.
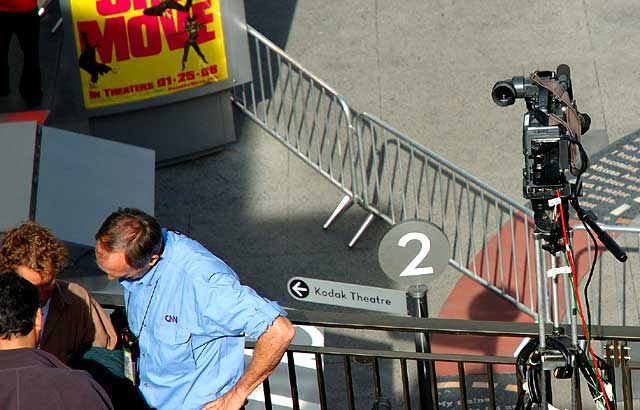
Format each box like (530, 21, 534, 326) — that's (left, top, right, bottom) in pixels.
(378, 220, 449, 410)
(407, 284, 434, 410)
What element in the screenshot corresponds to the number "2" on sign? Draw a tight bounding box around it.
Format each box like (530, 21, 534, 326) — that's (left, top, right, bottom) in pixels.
(398, 232, 434, 277)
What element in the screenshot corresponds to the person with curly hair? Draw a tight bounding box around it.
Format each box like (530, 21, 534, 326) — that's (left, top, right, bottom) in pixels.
(0, 221, 117, 364)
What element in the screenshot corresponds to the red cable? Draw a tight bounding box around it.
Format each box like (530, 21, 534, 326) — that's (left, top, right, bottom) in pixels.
(556, 191, 612, 410)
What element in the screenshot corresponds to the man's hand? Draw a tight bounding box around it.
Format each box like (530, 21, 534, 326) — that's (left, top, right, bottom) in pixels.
(201, 386, 245, 410)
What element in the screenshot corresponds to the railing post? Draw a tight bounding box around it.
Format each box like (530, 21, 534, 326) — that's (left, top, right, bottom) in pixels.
(605, 341, 635, 410)
(621, 359, 634, 410)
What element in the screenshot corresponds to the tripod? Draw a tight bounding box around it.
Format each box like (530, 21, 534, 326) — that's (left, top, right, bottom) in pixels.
(532, 228, 580, 410)
(517, 195, 624, 410)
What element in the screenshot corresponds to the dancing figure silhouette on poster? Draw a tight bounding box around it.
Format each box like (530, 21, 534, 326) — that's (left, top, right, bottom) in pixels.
(178, 16, 208, 71)
(143, 0, 193, 17)
(78, 32, 112, 87)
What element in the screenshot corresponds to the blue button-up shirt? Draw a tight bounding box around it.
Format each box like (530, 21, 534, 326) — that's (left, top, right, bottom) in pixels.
(121, 230, 286, 410)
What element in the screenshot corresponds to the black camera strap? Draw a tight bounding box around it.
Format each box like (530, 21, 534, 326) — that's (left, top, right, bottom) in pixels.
(122, 326, 140, 386)
(529, 73, 580, 136)
(529, 72, 590, 178)
(122, 261, 162, 386)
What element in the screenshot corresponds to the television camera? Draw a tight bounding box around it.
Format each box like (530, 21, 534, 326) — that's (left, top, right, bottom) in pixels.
(492, 65, 626, 410)
(492, 65, 591, 234)
(492, 65, 625, 260)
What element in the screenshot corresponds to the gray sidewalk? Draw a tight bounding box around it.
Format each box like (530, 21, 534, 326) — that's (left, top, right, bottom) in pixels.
(2, 0, 637, 331)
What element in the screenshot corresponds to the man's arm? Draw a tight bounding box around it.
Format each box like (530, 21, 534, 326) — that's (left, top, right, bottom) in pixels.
(202, 316, 295, 410)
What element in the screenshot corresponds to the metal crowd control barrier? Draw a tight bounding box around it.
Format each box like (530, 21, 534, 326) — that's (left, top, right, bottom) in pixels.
(231, 26, 359, 202)
(530, 224, 640, 331)
(232, 25, 539, 318)
(351, 113, 538, 317)
(245, 309, 640, 410)
(573, 225, 640, 327)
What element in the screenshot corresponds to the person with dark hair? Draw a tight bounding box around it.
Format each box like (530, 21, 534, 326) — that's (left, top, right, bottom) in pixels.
(95, 208, 295, 410)
(0, 272, 113, 409)
(0, 221, 117, 364)
(0, 0, 43, 107)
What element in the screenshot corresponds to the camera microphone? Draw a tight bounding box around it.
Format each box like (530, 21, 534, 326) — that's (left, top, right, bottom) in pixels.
(581, 212, 628, 262)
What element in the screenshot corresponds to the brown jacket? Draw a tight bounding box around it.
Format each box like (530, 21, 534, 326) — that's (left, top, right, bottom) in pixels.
(40, 280, 117, 364)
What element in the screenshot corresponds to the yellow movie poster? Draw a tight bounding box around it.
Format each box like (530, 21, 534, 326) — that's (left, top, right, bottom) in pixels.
(69, 0, 229, 108)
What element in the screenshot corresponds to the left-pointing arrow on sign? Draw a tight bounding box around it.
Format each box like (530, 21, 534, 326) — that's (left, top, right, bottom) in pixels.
(289, 279, 310, 298)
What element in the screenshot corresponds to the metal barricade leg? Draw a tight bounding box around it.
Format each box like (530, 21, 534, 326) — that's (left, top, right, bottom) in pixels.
(323, 195, 353, 230)
(348, 213, 375, 248)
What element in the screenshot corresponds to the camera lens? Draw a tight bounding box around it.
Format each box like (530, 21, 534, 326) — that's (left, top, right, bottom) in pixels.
(491, 81, 516, 106)
(494, 87, 511, 102)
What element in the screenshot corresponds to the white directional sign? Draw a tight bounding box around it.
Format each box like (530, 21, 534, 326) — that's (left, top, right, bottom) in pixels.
(378, 220, 450, 286)
(287, 277, 407, 315)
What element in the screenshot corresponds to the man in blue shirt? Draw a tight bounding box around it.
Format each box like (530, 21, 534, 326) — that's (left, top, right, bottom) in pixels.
(94, 208, 295, 410)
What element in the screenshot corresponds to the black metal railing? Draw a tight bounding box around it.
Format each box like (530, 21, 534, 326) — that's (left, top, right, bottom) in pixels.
(244, 309, 640, 410)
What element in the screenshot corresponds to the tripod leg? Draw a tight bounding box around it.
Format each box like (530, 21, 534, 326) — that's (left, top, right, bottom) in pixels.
(571, 365, 582, 410)
(545, 370, 553, 405)
(534, 233, 549, 408)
